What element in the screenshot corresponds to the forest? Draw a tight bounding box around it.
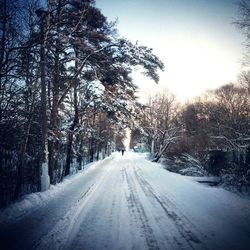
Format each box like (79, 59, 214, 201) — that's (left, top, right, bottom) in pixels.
(0, 0, 164, 207)
(0, 0, 250, 209)
(131, 80, 250, 188)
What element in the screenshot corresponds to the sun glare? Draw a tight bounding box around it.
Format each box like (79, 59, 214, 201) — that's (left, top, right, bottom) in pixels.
(134, 35, 241, 102)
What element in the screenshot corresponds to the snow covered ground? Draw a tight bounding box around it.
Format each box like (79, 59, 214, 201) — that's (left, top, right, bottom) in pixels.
(0, 152, 250, 250)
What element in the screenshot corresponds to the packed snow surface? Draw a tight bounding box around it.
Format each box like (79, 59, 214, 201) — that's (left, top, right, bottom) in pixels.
(1, 152, 250, 250)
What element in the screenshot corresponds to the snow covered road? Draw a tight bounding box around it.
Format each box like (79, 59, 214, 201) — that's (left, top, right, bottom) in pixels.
(1, 152, 250, 250)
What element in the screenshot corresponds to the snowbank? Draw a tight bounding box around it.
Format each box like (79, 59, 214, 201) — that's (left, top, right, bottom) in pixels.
(0, 157, 111, 226)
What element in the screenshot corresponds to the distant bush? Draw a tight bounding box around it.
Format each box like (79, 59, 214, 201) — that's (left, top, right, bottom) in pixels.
(220, 163, 250, 194)
(164, 153, 207, 177)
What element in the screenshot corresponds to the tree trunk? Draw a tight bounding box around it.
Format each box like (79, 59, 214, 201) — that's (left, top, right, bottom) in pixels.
(89, 139, 95, 163)
(49, 0, 62, 184)
(38, 6, 51, 191)
(151, 139, 155, 155)
(64, 132, 74, 176)
(14, 106, 34, 199)
(152, 142, 171, 163)
(40, 36, 50, 191)
(48, 43, 60, 184)
(64, 81, 79, 176)
(14, 45, 35, 198)
(77, 136, 84, 170)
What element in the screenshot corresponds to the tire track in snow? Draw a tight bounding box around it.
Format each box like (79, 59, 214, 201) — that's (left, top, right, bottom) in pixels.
(133, 164, 208, 250)
(123, 165, 160, 250)
(34, 164, 112, 250)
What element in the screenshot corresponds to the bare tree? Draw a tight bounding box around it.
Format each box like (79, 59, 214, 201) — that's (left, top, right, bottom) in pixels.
(139, 91, 182, 162)
(212, 83, 250, 148)
(238, 70, 250, 94)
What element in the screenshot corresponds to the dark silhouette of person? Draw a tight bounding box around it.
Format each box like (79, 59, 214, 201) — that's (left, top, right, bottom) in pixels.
(121, 148, 125, 156)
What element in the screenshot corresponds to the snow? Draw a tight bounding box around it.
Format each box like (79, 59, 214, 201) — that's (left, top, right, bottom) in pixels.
(0, 160, 107, 226)
(165, 153, 208, 177)
(1, 152, 250, 250)
(40, 163, 50, 191)
(88, 79, 105, 97)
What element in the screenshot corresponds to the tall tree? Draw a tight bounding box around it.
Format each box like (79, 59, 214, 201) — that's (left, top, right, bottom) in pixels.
(0, 0, 165, 206)
(134, 91, 181, 162)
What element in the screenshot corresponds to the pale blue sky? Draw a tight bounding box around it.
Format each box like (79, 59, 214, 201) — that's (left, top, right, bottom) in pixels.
(95, 0, 245, 101)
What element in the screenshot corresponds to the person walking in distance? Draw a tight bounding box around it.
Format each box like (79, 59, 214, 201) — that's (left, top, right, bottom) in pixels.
(121, 148, 125, 156)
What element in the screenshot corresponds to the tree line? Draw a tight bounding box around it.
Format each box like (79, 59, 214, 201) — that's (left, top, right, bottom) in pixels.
(131, 70, 250, 191)
(0, 0, 164, 207)
(132, 78, 249, 161)
(131, 0, 250, 191)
